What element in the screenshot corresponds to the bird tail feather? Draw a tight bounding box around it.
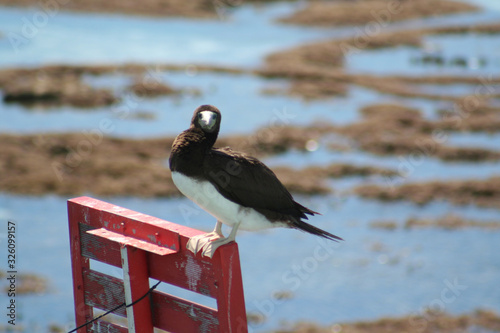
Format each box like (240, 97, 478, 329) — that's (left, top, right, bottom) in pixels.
(293, 220, 343, 242)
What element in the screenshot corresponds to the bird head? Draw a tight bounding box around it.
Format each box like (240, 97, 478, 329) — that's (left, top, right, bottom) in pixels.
(191, 104, 221, 134)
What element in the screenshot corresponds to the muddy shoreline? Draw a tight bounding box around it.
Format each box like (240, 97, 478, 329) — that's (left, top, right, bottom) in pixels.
(2, 123, 499, 206)
(0, 132, 398, 197)
(275, 309, 500, 333)
(278, 0, 478, 27)
(2, 97, 499, 198)
(371, 215, 500, 230)
(261, 19, 500, 100)
(355, 177, 500, 209)
(0, 0, 219, 18)
(0, 0, 293, 18)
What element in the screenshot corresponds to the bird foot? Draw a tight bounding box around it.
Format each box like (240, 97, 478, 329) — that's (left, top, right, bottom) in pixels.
(186, 231, 223, 256)
(186, 232, 234, 258)
(200, 237, 235, 258)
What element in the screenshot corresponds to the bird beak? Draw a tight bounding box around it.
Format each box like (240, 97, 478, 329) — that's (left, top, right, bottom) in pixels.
(199, 111, 217, 132)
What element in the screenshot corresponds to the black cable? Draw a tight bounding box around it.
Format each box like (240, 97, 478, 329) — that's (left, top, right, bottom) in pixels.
(67, 280, 161, 333)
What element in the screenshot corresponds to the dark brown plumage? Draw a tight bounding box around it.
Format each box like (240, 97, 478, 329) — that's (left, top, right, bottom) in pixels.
(169, 104, 342, 252)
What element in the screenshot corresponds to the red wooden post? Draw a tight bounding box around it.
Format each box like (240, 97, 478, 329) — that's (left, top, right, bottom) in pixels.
(67, 196, 248, 333)
(68, 198, 94, 333)
(216, 246, 248, 333)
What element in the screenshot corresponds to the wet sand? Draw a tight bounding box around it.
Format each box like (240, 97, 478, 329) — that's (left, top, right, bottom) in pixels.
(0, 133, 177, 197)
(250, 103, 500, 163)
(278, 0, 477, 27)
(1, 71, 117, 108)
(275, 310, 500, 333)
(336, 103, 500, 161)
(371, 215, 500, 230)
(355, 177, 500, 209)
(0, 270, 47, 295)
(3, 53, 500, 107)
(260, 22, 500, 100)
(0, 0, 219, 18)
(0, 65, 230, 108)
(2, 97, 499, 197)
(0, 132, 397, 197)
(0, 0, 291, 18)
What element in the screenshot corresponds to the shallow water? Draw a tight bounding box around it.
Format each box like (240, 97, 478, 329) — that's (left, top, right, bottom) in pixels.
(0, 3, 330, 68)
(0, 1, 500, 332)
(0, 76, 381, 136)
(347, 33, 500, 76)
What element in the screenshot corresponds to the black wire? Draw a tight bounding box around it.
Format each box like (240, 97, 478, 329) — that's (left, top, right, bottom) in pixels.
(67, 280, 162, 333)
(67, 302, 126, 333)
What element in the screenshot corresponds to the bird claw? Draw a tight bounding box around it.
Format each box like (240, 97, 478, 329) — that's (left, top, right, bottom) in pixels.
(200, 237, 234, 258)
(186, 232, 234, 258)
(186, 232, 224, 258)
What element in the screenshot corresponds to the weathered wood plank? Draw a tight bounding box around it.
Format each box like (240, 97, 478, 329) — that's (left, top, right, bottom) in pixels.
(80, 223, 122, 267)
(92, 319, 127, 333)
(88, 228, 175, 256)
(69, 196, 182, 251)
(151, 289, 219, 333)
(82, 268, 220, 333)
(83, 269, 126, 317)
(80, 225, 219, 298)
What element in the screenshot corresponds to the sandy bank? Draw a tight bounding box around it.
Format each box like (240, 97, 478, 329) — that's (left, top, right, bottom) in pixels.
(261, 22, 500, 100)
(0, 0, 219, 18)
(355, 177, 500, 209)
(279, 0, 477, 27)
(371, 215, 500, 230)
(0, 132, 396, 197)
(275, 309, 500, 333)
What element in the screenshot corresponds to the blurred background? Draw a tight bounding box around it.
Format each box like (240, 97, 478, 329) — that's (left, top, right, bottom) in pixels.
(1, 0, 500, 332)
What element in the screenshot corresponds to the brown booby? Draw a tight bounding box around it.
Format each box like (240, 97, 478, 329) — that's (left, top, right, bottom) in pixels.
(169, 105, 342, 257)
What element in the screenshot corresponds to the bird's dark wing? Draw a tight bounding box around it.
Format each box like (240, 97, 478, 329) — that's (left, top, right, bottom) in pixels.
(204, 147, 342, 241)
(203, 147, 304, 218)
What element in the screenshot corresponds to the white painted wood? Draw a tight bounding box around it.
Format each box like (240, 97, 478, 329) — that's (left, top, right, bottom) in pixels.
(121, 245, 136, 333)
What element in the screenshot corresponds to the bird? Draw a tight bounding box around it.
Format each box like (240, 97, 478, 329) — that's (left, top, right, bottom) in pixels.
(169, 105, 342, 258)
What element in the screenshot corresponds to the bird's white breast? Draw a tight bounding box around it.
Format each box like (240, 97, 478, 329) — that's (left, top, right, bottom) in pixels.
(172, 171, 283, 231)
